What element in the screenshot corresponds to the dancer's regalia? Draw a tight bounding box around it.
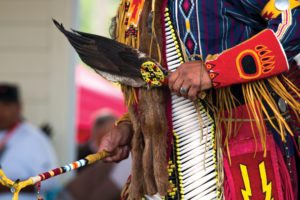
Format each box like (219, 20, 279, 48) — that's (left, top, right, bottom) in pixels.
(58, 0, 300, 199)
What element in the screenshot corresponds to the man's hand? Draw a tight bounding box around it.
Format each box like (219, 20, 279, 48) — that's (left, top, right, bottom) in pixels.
(98, 122, 133, 162)
(168, 60, 212, 100)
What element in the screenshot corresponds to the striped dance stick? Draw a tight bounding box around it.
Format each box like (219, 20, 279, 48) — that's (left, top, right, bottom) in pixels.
(0, 151, 109, 200)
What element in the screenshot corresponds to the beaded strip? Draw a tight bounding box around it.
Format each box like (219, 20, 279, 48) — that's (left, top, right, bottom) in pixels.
(164, 7, 220, 200)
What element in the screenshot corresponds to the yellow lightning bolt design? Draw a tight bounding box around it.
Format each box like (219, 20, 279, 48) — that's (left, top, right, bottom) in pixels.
(259, 162, 273, 200)
(240, 164, 252, 200)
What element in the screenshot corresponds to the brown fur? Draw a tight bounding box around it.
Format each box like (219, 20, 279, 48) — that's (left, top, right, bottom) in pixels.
(140, 90, 158, 195)
(153, 0, 165, 54)
(118, 0, 170, 198)
(138, 1, 152, 54)
(142, 134, 157, 195)
(140, 89, 169, 196)
(128, 88, 169, 199)
(128, 105, 145, 199)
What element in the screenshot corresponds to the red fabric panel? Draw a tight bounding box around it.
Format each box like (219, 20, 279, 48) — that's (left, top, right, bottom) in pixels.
(222, 104, 288, 200)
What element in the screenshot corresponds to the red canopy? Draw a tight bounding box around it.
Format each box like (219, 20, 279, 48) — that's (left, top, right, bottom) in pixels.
(76, 65, 126, 144)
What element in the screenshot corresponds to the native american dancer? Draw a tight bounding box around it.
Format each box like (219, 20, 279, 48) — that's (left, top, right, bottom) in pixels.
(54, 0, 300, 199)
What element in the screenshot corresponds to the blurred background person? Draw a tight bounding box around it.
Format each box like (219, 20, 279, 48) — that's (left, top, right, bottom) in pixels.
(0, 83, 60, 200)
(77, 110, 117, 161)
(57, 110, 130, 200)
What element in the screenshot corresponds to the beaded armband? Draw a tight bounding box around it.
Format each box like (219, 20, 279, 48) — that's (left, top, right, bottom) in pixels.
(205, 29, 289, 88)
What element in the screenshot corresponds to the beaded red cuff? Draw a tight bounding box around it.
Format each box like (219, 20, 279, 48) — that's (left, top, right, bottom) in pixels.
(205, 29, 289, 88)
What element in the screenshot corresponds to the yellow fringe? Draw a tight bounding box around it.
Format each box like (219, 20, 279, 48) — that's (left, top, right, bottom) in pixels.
(208, 76, 300, 160)
(149, 1, 162, 64)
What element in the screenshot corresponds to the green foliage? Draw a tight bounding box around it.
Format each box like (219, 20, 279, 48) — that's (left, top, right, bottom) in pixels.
(79, 0, 97, 32)
(79, 0, 120, 34)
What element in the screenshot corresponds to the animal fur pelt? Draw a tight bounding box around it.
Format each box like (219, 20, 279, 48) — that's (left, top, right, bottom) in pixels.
(118, 0, 170, 199)
(53, 0, 174, 197)
(127, 88, 169, 199)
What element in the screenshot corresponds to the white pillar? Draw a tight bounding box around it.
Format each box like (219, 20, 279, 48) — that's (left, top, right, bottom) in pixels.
(0, 0, 78, 182)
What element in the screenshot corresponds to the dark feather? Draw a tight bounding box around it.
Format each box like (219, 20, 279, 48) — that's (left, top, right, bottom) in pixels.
(53, 19, 162, 87)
